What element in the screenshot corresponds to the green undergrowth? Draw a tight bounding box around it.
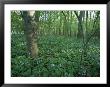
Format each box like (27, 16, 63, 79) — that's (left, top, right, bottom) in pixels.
(11, 34, 100, 77)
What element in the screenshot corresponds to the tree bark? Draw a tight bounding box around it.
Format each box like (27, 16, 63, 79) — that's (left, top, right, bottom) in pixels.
(74, 11, 85, 38)
(21, 11, 38, 58)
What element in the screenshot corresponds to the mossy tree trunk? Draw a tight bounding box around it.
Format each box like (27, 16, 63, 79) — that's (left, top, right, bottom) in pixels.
(21, 11, 38, 59)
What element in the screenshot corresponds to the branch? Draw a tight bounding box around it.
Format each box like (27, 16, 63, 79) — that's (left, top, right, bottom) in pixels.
(86, 28, 98, 44)
(61, 11, 66, 18)
(74, 11, 79, 19)
(86, 11, 100, 44)
(61, 11, 67, 22)
(20, 11, 24, 18)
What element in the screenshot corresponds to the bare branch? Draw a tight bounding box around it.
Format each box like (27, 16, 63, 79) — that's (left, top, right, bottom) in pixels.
(74, 11, 79, 19)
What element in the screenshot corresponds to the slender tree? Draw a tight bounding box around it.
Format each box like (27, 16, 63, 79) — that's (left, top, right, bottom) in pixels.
(74, 11, 85, 38)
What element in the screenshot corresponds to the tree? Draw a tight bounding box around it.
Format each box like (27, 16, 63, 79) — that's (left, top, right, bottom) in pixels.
(21, 11, 38, 59)
(74, 11, 85, 38)
(62, 11, 69, 36)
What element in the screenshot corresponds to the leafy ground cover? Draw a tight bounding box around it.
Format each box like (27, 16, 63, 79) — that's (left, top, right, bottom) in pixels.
(11, 34, 100, 77)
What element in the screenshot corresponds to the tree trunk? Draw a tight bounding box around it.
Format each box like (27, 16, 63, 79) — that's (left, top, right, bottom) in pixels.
(74, 11, 85, 38)
(77, 20, 83, 37)
(21, 11, 38, 58)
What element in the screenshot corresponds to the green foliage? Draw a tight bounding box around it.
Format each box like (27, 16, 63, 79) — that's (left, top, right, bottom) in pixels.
(11, 34, 100, 77)
(11, 11, 24, 32)
(11, 10, 100, 77)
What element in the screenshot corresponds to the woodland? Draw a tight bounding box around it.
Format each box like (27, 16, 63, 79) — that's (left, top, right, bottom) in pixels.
(11, 10, 100, 77)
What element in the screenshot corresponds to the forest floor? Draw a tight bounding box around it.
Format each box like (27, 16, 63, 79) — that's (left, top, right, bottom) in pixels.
(11, 34, 100, 77)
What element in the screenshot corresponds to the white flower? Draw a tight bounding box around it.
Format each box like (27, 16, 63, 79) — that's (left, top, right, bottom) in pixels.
(51, 64, 55, 67)
(79, 49, 82, 52)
